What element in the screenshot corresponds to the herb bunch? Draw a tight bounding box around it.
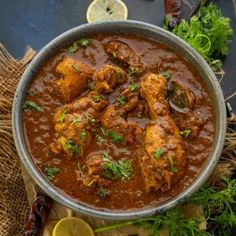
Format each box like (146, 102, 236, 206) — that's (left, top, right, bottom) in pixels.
(94, 178, 236, 236)
(164, 3, 233, 72)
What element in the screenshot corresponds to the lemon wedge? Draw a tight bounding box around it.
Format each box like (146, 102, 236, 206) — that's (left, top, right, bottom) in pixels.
(52, 217, 94, 236)
(86, 0, 128, 23)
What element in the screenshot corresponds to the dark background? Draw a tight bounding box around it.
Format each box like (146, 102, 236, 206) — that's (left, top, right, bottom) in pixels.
(0, 0, 235, 109)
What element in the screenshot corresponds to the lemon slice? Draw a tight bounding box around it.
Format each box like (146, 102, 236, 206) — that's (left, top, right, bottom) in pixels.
(86, 0, 128, 23)
(52, 217, 94, 236)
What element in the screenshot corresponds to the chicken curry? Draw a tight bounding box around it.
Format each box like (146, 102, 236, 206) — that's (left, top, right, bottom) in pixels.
(23, 34, 215, 210)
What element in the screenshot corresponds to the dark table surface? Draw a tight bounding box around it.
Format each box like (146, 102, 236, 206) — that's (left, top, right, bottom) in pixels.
(0, 0, 235, 109)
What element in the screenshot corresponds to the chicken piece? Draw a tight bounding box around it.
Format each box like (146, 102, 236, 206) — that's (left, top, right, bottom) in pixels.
(76, 154, 110, 188)
(50, 91, 108, 157)
(140, 73, 186, 192)
(94, 65, 126, 93)
(55, 57, 94, 102)
(101, 100, 143, 145)
(105, 40, 146, 72)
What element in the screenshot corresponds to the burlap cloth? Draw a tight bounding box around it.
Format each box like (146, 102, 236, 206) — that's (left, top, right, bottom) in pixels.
(0, 44, 235, 236)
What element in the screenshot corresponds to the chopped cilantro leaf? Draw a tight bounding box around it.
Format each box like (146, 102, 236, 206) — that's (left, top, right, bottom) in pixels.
(97, 187, 110, 198)
(180, 129, 191, 139)
(116, 96, 127, 106)
(126, 67, 138, 82)
(154, 148, 165, 160)
(77, 38, 89, 47)
(44, 166, 60, 180)
(64, 140, 80, 154)
(102, 153, 132, 181)
(84, 113, 96, 125)
(108, 131, 124, 144)
(92, 94, 105, 102)
(161, 71, 172, 80)
(72, 116, 82, 125)
(56, 110, 67, 123)
(128, 82, 140, 92)
(168, 156, 177, 173)
(111, 51, 117, 58)
(170, 166, 177, 173)
(22, 101, 44, 112)
(67, 38, 89, 53)
(80, 129, 87, 142)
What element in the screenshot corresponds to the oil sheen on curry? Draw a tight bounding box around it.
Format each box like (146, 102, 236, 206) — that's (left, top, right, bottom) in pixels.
(23, 34, 215, 210)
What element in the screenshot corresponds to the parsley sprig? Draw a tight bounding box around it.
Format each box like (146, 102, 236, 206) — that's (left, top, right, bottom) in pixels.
(95, 178, 236, 236)
(102, 152, 132, 181)
(164, 3, 233, 72)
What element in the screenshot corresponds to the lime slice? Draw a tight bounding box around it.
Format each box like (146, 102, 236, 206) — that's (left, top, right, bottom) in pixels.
(86, 0, 128, 23)
(52, 217, 94, 236)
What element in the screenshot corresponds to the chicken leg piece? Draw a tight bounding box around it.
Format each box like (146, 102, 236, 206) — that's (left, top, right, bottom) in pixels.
(140, 73, 186, 192)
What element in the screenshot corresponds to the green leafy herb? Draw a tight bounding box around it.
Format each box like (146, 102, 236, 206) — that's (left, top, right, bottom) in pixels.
(128, 82, 140, 92)
(64, 140, 80, 154)
(168, 156, 177, 173)
(84, 113, 96, 125)
(95, 178, 236, 236)
(71, 64, 80, 72)
(102, 153, 132, 181)
(72, 116, 82, 125)
(154, 148, 165, 160)
(126, 67, 138, 82)
(97, 187, 110, 198)
(22, 101, 44, 112)
(77, 38, 90, 47)
(116, 96, 127, 106)
(161, 71, 172, 80)
(114, 67, 123, 80)
(96, 135, 105, 144)
(67, 38, 90, 53)
(44, 166, 60, 180)
(56, 110, 67, 123)
(164, 3, 233, 72)
(80, 129, 87, 142)
(112, 51, 117, 58)
(108, 130, 124, 144)
(170, 166, 177, 174)
(92, 94, 105, 102)
(180, 129, 191, 139)
(100, 127, 124, 144)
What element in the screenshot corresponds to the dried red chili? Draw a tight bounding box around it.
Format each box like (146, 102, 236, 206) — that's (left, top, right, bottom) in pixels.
(24, 189, 52, 236)
(164, 0, 182, 30)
